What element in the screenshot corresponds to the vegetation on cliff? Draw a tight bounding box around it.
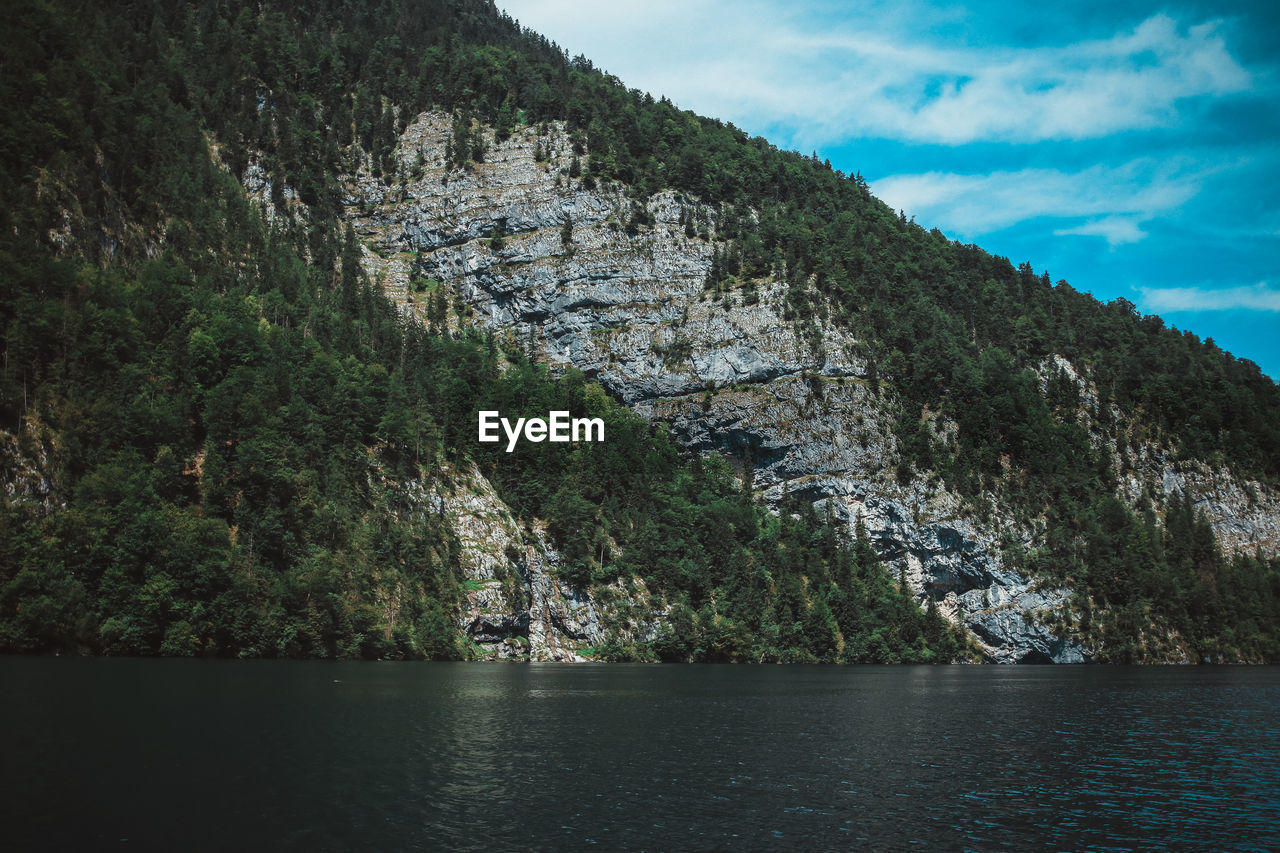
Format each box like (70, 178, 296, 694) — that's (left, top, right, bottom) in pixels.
(1, 0, 1277, 660)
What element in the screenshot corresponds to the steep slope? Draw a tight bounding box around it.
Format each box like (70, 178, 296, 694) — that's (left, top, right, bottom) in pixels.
(342, 111, 1280, 662)
(3, 0, 1277, 663)
(428, 459, 666, 661)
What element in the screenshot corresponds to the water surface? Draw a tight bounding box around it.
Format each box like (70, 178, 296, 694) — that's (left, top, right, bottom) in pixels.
(3, 660, 1277, 850)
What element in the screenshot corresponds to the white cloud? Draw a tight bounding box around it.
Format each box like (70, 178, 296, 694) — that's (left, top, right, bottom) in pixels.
(1054, 217, 1147, 246)
(869, 159, 1203, 239)
(846, 15, 1249, 144)
(498, 2, 1253, 146)
(1138, 282, 1280, 313)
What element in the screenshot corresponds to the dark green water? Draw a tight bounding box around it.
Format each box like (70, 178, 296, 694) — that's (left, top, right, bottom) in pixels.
(2, 660, 1278, 851)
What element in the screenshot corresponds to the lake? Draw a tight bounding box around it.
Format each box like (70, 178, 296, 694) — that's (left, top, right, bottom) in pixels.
(2, 660, 1278, 850)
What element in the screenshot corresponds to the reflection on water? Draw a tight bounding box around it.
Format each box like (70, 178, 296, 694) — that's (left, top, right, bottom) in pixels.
(3, 660, 1278, 851)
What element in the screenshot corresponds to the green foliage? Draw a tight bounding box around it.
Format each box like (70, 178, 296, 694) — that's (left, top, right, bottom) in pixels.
(559, 214, 573, 251)
(493, 97, 516, 143)
(1028, 491, 1280, 662)
(0, 0, 1275, 663)
(473, 383, 968, 662)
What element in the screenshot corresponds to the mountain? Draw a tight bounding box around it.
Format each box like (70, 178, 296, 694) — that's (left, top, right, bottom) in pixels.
(2, 0, 1277, 663)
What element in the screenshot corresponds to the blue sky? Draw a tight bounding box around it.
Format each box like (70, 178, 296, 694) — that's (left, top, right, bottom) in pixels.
(499, 0, 1280, 380)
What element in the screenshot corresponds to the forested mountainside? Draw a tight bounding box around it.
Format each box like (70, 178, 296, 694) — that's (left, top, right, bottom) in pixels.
(2, 0, 1278, 662)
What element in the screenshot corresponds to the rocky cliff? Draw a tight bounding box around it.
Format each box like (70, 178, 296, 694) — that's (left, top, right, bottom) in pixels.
(426, 460, 665, 661)
(337, 112, 1278, 663)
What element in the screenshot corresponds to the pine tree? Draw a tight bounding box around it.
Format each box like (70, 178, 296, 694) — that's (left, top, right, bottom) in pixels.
(560, 213, 573, 250)
(340, 223, 362, 314)
(450, 112, 472, 169)
(704, 246, 723, 291)
(494, 97, 515, 143)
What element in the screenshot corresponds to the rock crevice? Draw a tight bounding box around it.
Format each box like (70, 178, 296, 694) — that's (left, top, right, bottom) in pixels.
(345, 112, 1278, 663)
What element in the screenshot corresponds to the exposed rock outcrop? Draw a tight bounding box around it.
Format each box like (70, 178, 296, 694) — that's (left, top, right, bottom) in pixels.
(428, 461, 664, 661)
(344, 112, 1278, 663)
(0, 422, 60, 516)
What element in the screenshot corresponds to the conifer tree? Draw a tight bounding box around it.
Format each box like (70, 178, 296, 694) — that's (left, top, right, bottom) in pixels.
(494, 97, 515, 142)
(560, 213, 573, 250)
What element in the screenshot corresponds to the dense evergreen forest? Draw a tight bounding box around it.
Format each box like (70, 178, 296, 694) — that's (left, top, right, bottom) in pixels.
(2, 0, 1277, 661)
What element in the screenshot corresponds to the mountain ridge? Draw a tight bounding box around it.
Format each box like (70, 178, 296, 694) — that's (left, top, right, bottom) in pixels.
(335, 107, 1279, 662)
(2, 0, 1277, 662)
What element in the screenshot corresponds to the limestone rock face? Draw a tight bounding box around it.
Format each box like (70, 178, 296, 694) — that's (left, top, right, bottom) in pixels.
(1124, 452, 1280, 557)
(1034, 353, 1280, 559)
(0, 425, 59, 514)
(428, 461, 663, 661)
(345, 112, 1278, 663)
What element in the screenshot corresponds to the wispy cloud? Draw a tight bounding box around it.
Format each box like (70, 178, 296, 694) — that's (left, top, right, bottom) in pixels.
(1138, 282, 1280, 313)
(496, 0, 1280, 377)
(772, 14, 1251, 145)
(1054, 217, 1147, 246)
(501, 2, 1253, 146)
(869, 159, 1203, 240)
